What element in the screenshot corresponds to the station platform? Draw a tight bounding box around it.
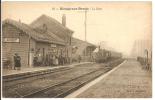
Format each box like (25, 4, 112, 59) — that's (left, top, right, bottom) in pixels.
(2, 62, 91, 77)
(66, 60, 152, 98)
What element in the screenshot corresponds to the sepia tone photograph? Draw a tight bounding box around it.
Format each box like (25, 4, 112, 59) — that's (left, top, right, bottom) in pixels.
(1, 1, 152, 98)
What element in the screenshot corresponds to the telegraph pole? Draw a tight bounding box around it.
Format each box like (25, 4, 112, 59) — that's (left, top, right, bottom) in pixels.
(84, 10, 87, 60)
(85, 10, 87, 42)
(28, 32, 31, 67)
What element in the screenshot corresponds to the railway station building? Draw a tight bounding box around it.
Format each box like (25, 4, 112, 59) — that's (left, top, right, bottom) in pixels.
(30, 14, 74, 62)
(2, 14, 97, 68)
(2, 14, 74, 68)
(29, 14, 96, 62)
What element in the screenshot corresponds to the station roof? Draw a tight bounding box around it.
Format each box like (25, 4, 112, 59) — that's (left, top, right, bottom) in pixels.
(30, 14, 74, 39)
(71, 37, 96, 55)
(3, 19, 66, 45)
(72, 37, 96, 47)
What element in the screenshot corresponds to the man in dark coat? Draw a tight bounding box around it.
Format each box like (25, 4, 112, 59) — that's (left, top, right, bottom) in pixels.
(14, 53, 21, 70)
(58, 55, 62, 65)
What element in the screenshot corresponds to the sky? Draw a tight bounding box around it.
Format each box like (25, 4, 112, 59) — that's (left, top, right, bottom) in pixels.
(2, 1, 152, 56)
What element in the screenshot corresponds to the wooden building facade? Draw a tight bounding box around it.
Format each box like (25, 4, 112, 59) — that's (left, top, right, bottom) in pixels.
(2, 17, 73, 68)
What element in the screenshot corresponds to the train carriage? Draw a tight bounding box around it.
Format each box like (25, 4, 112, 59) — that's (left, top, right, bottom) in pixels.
(93, 47, 122, 63)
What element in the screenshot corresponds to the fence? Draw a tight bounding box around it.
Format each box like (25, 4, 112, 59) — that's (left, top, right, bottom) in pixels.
(137, 56, 152, 71)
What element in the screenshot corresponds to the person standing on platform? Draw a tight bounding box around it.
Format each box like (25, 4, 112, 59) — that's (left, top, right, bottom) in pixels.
(55, 56, 59, 65)
(14, 53, 21, 70)
(53, 55, 56, 65)
(59, 55, 63, 65)
(78, 55, 81, 63)
(50, 55, 53, 66)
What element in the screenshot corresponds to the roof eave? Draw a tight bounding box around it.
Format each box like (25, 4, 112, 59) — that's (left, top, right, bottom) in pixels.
(36, 39, 66, 46)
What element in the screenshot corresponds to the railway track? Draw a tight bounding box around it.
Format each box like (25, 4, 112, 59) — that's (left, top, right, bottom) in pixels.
(24, 67, 111, 98)
(3, 67, 71, 82)
(3, 63, 100, 97)
(3, 59, 124, 98)
(3, 63, 94, 87)
(3, 63, 92, 82)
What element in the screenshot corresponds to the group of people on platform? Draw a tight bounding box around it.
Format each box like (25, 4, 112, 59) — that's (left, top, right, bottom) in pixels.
(33, 54, 74, 67)
(33, 55, 67, 66)
(3, 53, 83, 70)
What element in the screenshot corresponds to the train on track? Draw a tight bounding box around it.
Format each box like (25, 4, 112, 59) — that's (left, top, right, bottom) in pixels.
(93, 47, 122, 63)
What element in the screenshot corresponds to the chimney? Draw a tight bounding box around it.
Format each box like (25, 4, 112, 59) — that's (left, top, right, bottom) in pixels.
(62, 14, 66, 26)
(19, 19, 21, 23)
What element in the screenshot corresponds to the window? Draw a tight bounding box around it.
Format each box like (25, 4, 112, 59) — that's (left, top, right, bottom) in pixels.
(3, 37, 20, 43)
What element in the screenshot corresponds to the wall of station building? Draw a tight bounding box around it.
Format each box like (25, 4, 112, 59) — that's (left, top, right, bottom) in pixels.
(2, 23, 34, 67)
(2, 23, 69, 67)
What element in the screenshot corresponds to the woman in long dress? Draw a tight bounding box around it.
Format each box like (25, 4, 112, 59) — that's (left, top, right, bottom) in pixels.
(55, 56, 58, 65)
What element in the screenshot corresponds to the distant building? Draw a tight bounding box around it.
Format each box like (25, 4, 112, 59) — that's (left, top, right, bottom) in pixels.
(71, 38, 96, 62)
(130, 40, 152, 58)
